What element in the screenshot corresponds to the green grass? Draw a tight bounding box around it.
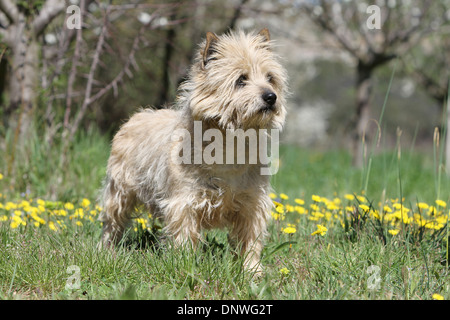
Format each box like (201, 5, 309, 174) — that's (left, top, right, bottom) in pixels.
(0, 210, 447, 300)
(273, 145, 449, 205)
(1, 125, 109, 201)
(0, 128, 449, 300)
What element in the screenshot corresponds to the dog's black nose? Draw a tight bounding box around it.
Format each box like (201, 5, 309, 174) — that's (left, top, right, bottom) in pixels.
(262, 91, 277, 106)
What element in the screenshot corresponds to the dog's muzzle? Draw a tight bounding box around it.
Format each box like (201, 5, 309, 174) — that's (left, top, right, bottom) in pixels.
(260, 90, 277, 112)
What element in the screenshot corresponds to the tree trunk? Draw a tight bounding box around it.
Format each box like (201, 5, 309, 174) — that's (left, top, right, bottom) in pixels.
(1, 0, 65, 140)
(157, 24, 176, 108)
(0, 53, 7, 107)
(352, 62, 373, 167)
(4, 17, 39, 140)
(447, 102, 450, 175)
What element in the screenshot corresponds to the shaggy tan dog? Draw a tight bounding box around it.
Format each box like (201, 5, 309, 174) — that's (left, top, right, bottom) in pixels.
(99, 28, 287, 271)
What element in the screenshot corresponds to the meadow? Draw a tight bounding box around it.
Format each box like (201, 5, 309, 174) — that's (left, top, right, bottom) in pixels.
(0, 128, 449, 300)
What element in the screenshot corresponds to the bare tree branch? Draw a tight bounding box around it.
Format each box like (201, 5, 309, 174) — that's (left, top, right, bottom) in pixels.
(88, 24, 144, 105)
(0, 0, 18, 24)
(64, 0, 85, 129)
(33, 0, 65, 37)
(304, 3, 361, 60)
(353, 6, 378, 55)
(67, 6, 109, 143)
(108, 2, 180, 11)
(385, 0, 432, 51)
(411, 69, 447, 104)
(0, 27, 9, 45)
(60, 2, 188, 144)
(226, 0, 249, 32)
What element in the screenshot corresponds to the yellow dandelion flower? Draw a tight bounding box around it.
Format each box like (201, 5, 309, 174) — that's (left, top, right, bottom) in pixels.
(20, 200, 30, 208)
(11, 215, 26, 227)
(279, 267, 290, 276)
(359, 204, 370, 212)
(75, 208, 84, 219)
(31, 212, 40, 222)
(271, 211, 282, 220)
(295, 206, 306, 214)
(27, 207, 38, 215)
(311, 224, 327, 236)
(285, 204, 294, 213)
(388, 229, 400, 236)
(417, 202, 429, 210)
(326, 203, 339, 211)
(311, 211, 324, 218)
(393, 203, 404, 210)
(370, 210, 380, 220)
(273, 200, 283, 207)
(402, 215, 412, 224)
(344, 194, 355, 201)
(424, 221, 443, 230)
(5, 202, 17, 210)
(275, 205, 284, 214)
(10, 221, 20, 229)
(81, 198, 91, 208)
(383, 205, 393, 213)
(356, 195, 367, 203)
(312, 195, 321, 202)
(0, 173, 3, 180)
(76, 221, 83, 226)
(393, 211, 402, 219)
(320, 197, 330, 205)
(435, 200, 447, 208)
(413, 214, 426, 226)
(432, 293, 444, 300)
(64, 202, 74, 210)
(57, 220, 67, 229)
(428, 206, 437, 216)
(280, 193, 289, 200)
(269, 193, 277, 199)
(48, 221, 57, 231)
(281, 224, 296, 234)
(435, 216, 447, 226)
(295, 198, 305, 205)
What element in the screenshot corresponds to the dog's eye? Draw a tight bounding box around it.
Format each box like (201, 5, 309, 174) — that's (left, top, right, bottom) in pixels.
(236, 75, 247, 88)
(267, 73, 275, 84)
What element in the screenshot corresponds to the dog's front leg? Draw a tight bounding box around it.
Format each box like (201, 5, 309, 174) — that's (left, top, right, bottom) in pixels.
(162, 202, 202, 250)
(228, 213, 267, 273)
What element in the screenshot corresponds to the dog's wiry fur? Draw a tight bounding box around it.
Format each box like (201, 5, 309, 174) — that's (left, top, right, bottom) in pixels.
(99, 29, 287, 271)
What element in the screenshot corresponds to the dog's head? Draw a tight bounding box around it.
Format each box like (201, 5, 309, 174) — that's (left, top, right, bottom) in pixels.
(183, 29, 287, 131)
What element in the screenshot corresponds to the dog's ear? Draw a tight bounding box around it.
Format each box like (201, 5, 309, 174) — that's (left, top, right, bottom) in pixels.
(258, 28, 270, 42)
(203, 32, 219, 67)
